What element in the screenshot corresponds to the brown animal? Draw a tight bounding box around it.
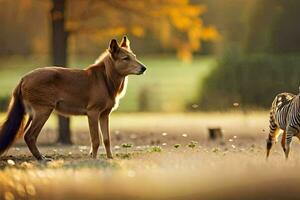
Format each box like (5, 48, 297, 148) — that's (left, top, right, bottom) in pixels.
(0, 36, 146, 161)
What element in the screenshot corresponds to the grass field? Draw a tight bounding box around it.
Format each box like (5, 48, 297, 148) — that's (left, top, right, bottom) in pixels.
(0, 55, 215, 112)
(1, 112, 300, 200)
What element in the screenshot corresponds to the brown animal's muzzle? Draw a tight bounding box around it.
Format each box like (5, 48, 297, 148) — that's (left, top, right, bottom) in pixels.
(138, 64, 147, 75)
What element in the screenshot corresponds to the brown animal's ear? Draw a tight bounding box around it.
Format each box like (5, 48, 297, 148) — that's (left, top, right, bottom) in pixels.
(109, 39, 119, 55)
(120, 36, 130, 50)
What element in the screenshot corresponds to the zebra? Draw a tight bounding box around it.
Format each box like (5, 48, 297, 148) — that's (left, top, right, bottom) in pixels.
(267, 90, 300, 159)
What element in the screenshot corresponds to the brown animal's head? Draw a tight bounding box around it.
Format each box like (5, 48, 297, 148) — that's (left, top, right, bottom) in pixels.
(108, 36, 147, 76)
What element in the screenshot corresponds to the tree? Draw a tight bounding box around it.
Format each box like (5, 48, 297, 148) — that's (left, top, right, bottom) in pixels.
(51, 0, 71, 144)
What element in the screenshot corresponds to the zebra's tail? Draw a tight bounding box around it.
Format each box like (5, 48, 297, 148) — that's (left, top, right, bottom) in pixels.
(268, 96, 279, 141)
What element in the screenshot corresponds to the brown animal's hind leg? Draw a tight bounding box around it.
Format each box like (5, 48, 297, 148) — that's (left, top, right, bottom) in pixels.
(100, 109, 113, 159)
(24, 115, 33, 133)
(87, 111, 100, 159)
(24, 108, 52, 161)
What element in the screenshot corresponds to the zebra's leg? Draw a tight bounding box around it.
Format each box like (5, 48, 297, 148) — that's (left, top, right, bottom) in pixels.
(266, 127, 280, 159)
(284, 127, 297, 160)
(281, 131, 287, 154)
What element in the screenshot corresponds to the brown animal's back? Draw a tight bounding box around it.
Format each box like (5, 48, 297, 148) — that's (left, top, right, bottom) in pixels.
(20, 67, 107, 115)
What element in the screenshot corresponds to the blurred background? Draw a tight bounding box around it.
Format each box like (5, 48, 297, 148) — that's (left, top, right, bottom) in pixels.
(0, 0, 300, 143)
(2, 2, 300, 199)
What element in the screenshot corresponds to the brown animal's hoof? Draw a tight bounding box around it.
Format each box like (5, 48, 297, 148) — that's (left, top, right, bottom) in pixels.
(107, 155, 113, 159)
(90, 153, 97, 159)
(89, 151, 97, 159)
(89, 148, 97, 158)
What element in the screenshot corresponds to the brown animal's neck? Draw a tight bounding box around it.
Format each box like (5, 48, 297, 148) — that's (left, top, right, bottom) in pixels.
(88, 55, 126, 100)
(104, 57, 126, 99)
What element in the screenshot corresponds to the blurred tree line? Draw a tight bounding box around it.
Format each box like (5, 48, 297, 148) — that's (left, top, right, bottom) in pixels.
(195, 0, 300, 111)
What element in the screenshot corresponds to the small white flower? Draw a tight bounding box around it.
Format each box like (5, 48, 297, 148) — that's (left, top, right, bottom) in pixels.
(182, 134, 188, 137)
(7, 159, 15, 166)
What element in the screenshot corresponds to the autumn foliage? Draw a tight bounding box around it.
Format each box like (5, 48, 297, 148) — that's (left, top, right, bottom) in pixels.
(68, 0, 220, 61)
(1, 0, 219, 61)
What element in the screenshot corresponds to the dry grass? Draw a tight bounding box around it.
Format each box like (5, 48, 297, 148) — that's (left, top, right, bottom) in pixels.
(1, 112, 299, 200)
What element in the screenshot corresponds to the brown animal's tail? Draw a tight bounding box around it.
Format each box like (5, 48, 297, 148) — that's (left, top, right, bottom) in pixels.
(0, 81, 25, 155)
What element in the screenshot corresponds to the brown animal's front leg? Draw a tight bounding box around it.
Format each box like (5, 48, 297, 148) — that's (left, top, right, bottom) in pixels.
(100, 110, 113, 159)
(87, 111, 100, 159)
(24, 108, 52, 161)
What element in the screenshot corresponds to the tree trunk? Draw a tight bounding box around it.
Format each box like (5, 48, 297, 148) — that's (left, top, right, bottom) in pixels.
(51, 0, 72, 144)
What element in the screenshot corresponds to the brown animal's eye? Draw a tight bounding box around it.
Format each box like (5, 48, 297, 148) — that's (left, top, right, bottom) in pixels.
(122, 56, 130, 61)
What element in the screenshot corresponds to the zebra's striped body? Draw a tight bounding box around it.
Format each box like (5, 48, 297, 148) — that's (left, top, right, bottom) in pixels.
(267, 92, 300, 159)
